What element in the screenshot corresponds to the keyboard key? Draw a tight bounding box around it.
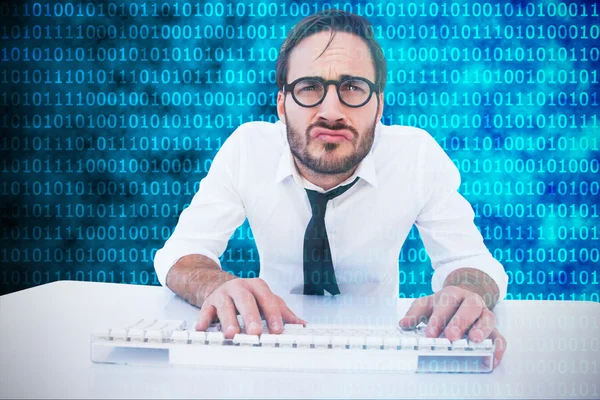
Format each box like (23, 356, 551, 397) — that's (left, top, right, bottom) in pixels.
(159, 320, 187, 331)
(235, 317, 270, 335)
(171, 331, 189, 344)
(433, 338, 451, 350)
(331, 335, 349, 349)
(128, 328, 145, 342)
(206, 332, 225, 345)
(417, 337, 436, 350)
(451, 339, 469, 350)
(277, 335, 296, 347)
(283, 324, 305, 332)
(302, 323, 324, 330)
(127, 318, 149, 329)
(110, 328, 129, 341)
(261, 321, 271, 334)
(189, 331, 206, 344)
(397, 327, 417, 336)
(382, 336, 400, 350)
(294, 329, 313, 336)
(233, 334, 259, 346)
(312, 335, 331, 348)
(400, 337, 417, 349)
(348, 336, 365, 348)
(295, 335, 313, 348)
(158, 321, 186, 338)
(259, 334, 278, 347)
(146, 330, 164, 343)
(469, 339, 493, 350)
(365, 336, 383, 349)
(235, 315, 245, 330)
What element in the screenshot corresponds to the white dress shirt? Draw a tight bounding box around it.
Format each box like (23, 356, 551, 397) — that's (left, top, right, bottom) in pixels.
(154, 120, 509, 300)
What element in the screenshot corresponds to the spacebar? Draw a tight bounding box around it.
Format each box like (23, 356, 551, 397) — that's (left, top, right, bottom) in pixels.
(169, 346, 419, 373)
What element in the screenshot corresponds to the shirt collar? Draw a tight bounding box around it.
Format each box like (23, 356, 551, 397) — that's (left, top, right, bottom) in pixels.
(274, 121, 379, 190)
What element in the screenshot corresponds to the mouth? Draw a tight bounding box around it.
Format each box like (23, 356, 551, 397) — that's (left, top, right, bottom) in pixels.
(311, 127, 353, 143)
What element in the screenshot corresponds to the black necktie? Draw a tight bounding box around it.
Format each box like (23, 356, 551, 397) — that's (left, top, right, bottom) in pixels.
(303, 177, 359, 296)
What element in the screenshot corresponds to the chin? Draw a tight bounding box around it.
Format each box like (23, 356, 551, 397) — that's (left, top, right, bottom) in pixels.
(317, 150, 352, 167)
(310, 144, 349, 159)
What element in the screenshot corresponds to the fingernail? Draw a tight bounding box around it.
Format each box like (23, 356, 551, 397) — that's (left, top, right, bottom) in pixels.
(449, 326, 460, 339)
(225, 325, 236, 335)
(493, 358, 499, 368)
(473, 328, 484, 342)
(248, 321, 260, 332)
(271, 322, 281, 331)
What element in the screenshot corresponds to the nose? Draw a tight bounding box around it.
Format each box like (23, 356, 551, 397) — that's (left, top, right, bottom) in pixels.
(315, 83, 347, 124)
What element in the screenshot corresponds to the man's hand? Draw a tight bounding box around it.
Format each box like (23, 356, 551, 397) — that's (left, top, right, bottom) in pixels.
(398, 286, 507, 368)
(194, 277, 307, 339)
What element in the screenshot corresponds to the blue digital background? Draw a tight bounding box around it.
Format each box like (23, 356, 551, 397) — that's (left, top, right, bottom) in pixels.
(1, 0, 598, 300)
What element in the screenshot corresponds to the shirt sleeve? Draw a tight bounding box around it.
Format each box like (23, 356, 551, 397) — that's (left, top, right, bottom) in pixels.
(414, 131, 509, 301)
(153, 128, 247, 290)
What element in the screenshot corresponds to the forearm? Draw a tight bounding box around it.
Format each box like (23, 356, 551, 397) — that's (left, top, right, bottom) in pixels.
(443, 267, 500, 310)
(165, 254, 238, 308)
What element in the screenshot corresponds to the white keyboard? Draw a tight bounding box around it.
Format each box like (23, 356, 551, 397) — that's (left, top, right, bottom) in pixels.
(90, 318, 494, 373)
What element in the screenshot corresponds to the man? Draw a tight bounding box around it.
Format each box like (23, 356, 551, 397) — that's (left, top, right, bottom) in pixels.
(154, 10, 508, 367)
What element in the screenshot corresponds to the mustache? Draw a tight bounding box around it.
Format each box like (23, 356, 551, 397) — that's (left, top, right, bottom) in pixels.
(307, 122, 358, 138)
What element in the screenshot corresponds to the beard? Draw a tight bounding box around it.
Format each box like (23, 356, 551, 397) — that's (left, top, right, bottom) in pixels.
(285, 110, 378, 175)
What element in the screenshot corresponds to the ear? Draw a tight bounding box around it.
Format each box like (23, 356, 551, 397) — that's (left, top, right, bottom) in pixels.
(376, 91, 384, 122)
(277, 91, 286, 125)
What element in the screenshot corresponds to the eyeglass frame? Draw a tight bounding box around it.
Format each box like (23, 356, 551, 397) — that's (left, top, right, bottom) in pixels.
(282, 75, 381, 108)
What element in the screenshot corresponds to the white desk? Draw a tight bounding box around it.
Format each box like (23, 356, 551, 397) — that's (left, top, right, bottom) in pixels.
(0, 281, 598, 399)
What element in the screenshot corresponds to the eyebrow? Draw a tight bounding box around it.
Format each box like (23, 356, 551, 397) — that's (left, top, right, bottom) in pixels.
(303, 74, 360, 80)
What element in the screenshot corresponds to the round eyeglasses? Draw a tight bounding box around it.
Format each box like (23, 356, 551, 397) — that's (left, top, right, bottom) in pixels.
(283, 76, 380, 108)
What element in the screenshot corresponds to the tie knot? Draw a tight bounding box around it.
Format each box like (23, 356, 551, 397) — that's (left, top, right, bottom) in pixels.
(305, 177, 359, 218)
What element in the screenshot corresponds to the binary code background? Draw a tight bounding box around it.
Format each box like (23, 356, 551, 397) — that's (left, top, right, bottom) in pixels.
(0, 0, 598, 300)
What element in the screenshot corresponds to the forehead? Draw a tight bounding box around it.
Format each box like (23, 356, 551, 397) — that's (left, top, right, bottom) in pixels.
(287, 31, 375, 82)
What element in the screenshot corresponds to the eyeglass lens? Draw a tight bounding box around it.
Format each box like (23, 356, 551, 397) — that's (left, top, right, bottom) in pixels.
(293, 78, 371, 106)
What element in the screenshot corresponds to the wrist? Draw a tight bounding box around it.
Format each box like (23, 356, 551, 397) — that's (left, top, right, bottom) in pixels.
(198, 269, 238, 306)
(443, 268, 500, 310)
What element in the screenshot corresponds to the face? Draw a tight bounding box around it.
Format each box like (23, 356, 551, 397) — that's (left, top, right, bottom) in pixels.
(277, 31, 384, 175)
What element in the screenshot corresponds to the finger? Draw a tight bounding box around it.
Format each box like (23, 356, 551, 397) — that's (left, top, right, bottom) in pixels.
(426, 289, 464, 338)
(489, 328, 507, 368)
(195, 304, 217, 331)
(398, 295, 433, 329)
(468, 309, 495, 343)
(278, 298, 307, 326)
(228, 287, 263, 336)
(215, 296, 241, 339)
(442, 293, 485, 341)
(249, 282, 284, 334)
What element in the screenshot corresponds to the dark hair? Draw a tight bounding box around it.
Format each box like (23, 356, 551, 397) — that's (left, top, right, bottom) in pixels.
(275, 10, 387, 92)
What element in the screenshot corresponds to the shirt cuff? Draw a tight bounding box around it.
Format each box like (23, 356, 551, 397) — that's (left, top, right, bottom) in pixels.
(430, 255, 509, 302)
(153, 245, 222, 291)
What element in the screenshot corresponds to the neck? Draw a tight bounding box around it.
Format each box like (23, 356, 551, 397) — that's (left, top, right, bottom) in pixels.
(293, 157, 357, 191)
